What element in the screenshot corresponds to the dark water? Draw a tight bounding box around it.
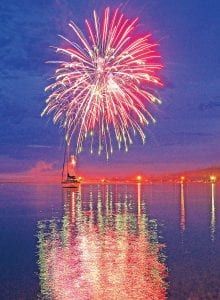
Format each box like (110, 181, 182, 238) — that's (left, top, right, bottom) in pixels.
(0, 183, 220, 299)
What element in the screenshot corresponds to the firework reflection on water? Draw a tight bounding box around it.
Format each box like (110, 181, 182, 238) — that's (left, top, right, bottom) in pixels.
(37, 184, 167, 299)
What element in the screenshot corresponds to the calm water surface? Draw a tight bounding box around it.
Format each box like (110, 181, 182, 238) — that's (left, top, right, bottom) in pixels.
(0, 183, 220, 299)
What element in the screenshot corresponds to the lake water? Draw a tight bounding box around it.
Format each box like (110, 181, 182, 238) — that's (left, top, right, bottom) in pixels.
(0, 183, 220, 299)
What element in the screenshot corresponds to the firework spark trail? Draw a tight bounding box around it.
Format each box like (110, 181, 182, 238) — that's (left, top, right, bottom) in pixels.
(42, 7, 163, 159)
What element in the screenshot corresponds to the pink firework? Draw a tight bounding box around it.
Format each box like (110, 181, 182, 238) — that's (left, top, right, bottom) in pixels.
(42, 7, 163, 158)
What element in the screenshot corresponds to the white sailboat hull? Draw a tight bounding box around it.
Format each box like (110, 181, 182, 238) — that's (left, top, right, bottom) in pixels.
(62, 179, 80, 188)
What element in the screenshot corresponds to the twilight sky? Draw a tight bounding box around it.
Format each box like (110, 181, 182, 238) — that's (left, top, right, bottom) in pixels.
(0, 0, 220, 178)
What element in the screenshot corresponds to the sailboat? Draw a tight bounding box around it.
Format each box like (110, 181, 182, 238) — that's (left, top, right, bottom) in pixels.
(62, 144, 80, 188)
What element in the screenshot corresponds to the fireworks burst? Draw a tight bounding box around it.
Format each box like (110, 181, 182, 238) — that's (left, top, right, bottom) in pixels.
(42, 7, 163, 159)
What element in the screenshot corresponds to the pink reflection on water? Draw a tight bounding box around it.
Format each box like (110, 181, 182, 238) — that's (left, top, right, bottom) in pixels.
(38, 186, 167, 300)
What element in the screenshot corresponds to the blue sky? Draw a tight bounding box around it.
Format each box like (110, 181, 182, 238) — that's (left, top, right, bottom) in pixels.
(0, 0, 220, 176)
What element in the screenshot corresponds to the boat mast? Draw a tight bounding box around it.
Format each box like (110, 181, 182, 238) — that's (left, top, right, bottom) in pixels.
(67, 143, 70, 177)
(62, 141, 69, 181)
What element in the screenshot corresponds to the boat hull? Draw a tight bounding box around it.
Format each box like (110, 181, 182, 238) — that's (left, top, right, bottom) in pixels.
(62, 180, 80, 189)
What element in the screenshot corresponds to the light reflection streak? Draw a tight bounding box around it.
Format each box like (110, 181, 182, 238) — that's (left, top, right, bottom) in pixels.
(211, 183, 215, 242)
(180, 182, 186, 234)
(137, 182, 141, 219)
(37, 185, 167, 299)
(70, 190, 75, 224)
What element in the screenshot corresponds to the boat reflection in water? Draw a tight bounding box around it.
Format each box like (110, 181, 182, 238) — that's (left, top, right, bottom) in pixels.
(37, 184, 167, 300)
